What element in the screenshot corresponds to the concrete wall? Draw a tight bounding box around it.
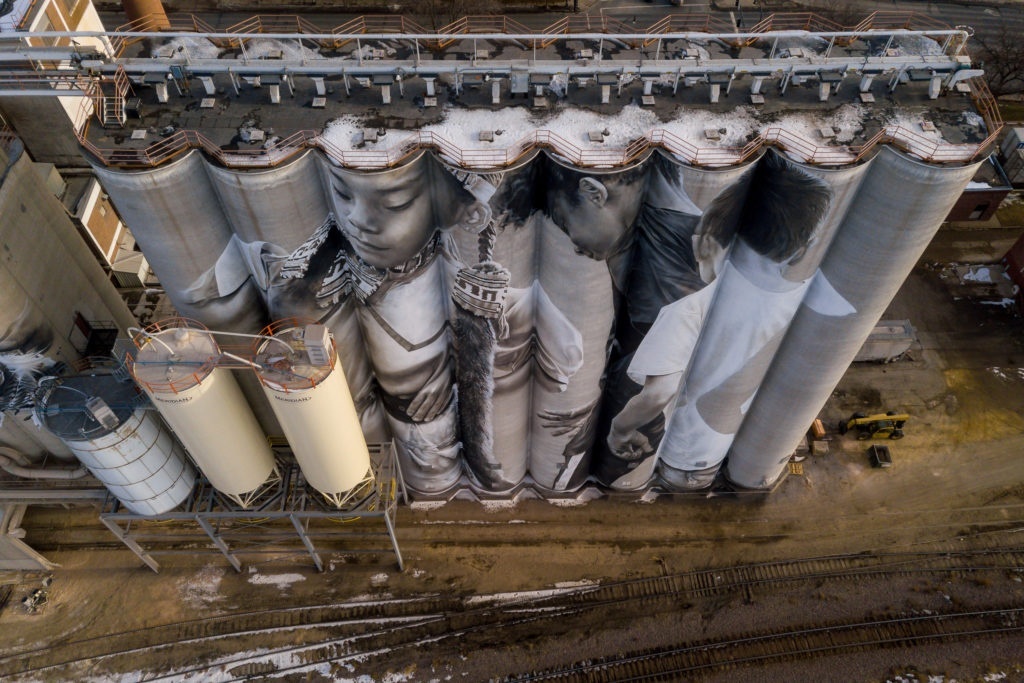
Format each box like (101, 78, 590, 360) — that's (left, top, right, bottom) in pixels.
(0, 141, 136, 461)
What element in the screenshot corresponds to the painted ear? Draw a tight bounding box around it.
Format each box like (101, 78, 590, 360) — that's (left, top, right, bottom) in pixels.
(579, 177, 608, 208)
(455, 200, 494, 234)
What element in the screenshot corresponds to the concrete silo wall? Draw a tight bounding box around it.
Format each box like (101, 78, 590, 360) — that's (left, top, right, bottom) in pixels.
(205, 152, 331, 252)
(592, 153, 756, 490)
(93, 152, 269, 334)
(725, 148, 983, 489)
(444, 154, 541, 492)
(1, 143, 135, 462)
(656, 152, 871, 491)
(88, 144, 975, 498)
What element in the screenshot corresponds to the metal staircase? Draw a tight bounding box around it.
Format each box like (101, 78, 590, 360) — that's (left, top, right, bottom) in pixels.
(97, 65, 131, 128)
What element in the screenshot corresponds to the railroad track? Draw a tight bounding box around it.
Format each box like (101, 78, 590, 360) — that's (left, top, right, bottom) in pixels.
(4, 546, 1023, 680)
(511, 608, 1024, 682)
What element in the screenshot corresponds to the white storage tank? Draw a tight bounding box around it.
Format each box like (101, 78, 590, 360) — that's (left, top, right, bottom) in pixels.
(130, 318, 278, 507)
(35, 371, 195, 516)
(254, 321, 372, 507)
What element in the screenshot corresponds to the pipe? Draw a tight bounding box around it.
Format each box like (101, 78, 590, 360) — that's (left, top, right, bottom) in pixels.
(0, 448, 88, 480)
(128, 326, 177, 356)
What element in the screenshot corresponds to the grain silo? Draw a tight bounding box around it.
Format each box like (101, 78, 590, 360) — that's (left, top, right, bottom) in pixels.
(253, 321, 372, 507)
(35, 367, 195, 516)
(725, 148, 984, 489)
(130, 318, 278, 507)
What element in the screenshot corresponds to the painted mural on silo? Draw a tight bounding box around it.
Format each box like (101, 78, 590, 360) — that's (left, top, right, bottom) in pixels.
(725, 148, 983, 490)
(442, 153, 564, 493)
(204, 154, 387, 444)
(277, 151, 468, 494)
(0, 269, 56, 380)
(91, 143, 975, 498)
(613, 150, 872, 492)
(527, 156, 648, 492)
(92, 153, 269, 334)
(592, 153, 754, 491)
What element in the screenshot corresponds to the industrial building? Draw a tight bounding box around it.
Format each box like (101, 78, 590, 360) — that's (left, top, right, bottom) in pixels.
(0, 0, 1005, 570)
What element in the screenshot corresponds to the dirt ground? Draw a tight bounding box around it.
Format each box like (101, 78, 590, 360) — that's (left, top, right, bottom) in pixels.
(2, 223, 1024, 681)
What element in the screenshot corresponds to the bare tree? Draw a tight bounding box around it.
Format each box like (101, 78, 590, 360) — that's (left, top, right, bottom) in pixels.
(973, 27, 1024, 98)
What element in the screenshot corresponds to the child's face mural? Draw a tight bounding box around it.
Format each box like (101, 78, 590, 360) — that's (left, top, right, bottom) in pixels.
(549, 175, 644, 261)
(329, 162, 437, 270)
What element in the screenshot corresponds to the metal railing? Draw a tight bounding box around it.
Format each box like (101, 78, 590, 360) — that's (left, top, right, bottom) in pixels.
(107, 11, 957, 58)
(80, 120, 990, 172)
(79, 75, 998, 172)
(127, 318, 219, 395)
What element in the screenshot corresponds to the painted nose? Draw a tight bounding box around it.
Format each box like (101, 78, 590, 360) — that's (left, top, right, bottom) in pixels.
(346, 202, 377, 234)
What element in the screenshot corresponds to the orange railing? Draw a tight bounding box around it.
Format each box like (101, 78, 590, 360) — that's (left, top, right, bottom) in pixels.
(5, 0, 43, 30)
(967, 76, 1003, 160)
(853, 10, 952, 33)
(251, 318, 337, 392)
(128, 318, 219, 395)
(81, 12, 984, 170)
(108, 11, 962, 58)
(649, 14, 735, 36)
(81, 116, 994, 172)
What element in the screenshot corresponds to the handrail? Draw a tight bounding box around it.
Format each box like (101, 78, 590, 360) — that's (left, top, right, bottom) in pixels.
(853, 129, 889, 162)
(106, 11, 959, 58)
(80, 117, 989, 172)
(4, 0, 43, 30)
(966, 76, 1003, 160)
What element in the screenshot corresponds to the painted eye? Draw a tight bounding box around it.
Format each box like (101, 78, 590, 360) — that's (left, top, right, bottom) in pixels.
(385, 198, 414, 212)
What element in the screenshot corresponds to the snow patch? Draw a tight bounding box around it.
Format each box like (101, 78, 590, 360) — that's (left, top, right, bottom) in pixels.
(240, 37, 325, 62)
(890, 31, 946, 57)
(157, 36, 223, 60)
(481, 499, 518, 511)
(409, 500, 449, 511)
(319, 96, 981, 168)
(247, 571, 306, 588)
(978, 298, 1015, 307)
(464, 585, 598, 606)
(774, 34, 831, 57)
(962, 111, 985, 128)
(962, 266, 995, 283)
(546, 497, 588, 507)
(178, 563, 225, 607)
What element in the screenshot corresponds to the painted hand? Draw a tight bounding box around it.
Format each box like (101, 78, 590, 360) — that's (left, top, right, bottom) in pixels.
(538, 405, 592, 438)
(607, 425, 653, 462)
(407, 371, 453, 423)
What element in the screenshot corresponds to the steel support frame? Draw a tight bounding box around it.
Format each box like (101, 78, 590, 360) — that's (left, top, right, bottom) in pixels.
(98, 446, 402, 573)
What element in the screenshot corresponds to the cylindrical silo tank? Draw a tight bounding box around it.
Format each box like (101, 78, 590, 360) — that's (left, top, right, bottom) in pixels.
(130, 319, 278, 507)
(91, 152, 269, 334)
(441, 151, 542, 494)
(725, 147, 983, 490)
(204, 152, 331, 252)
(35, 370, 195, 516)
(253, 321, 372, 507)
(1, 366, 75, 461)
(593, 152, 757, 491)
(654, 151, 871, 491)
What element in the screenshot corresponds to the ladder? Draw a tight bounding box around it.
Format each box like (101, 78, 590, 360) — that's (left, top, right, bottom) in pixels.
(97, 65, 132, 129)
